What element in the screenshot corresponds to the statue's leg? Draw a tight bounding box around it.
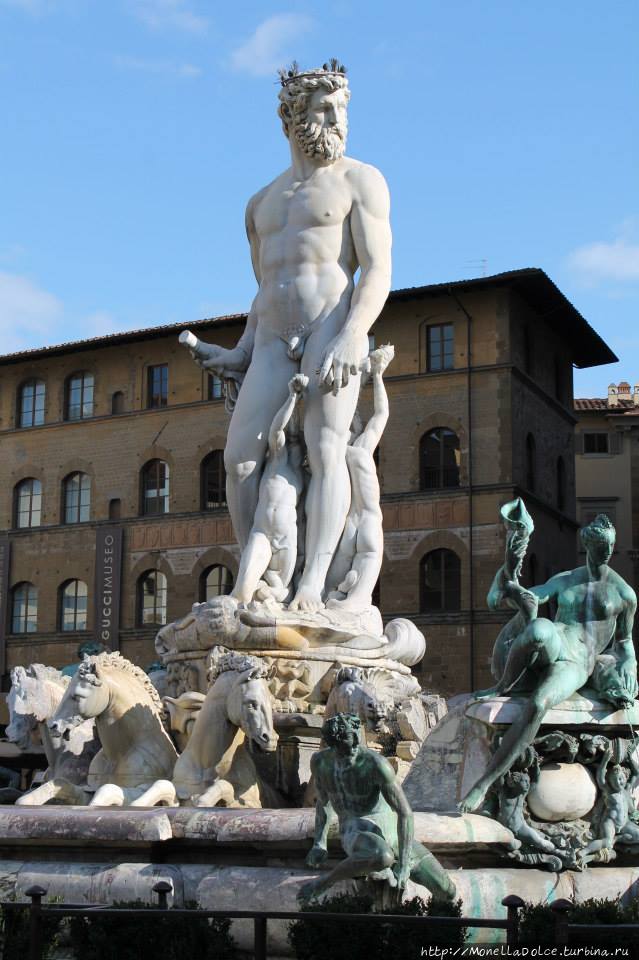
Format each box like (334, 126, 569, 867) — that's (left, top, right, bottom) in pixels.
(292, 329, 365, 612)
(299, 829, 394, 901)
(130, 780, 178, 807)
(16, 778, 88, 806)
(232, 531, 272, 603)
(224, 341, 296, 548)
(410, 842, 456, 901)
(339, 516, 382, 608)
(474, 617, 559, 700)
(460, 655, 586, 813)
(195, 779, 236, 807)
(90, 783, 125, 806)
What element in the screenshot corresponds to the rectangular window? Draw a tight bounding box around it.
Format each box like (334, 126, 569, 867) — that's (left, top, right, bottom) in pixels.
(583, 432, 609, 455)
(66, 373, 94, 421)
(207, 373, 223, 401)
(427, 323, 454, 372)
(147, 364, 168, 409)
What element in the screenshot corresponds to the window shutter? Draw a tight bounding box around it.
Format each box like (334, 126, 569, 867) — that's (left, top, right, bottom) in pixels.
(610, 431, 623, 455)
(575, 432, 584, 455)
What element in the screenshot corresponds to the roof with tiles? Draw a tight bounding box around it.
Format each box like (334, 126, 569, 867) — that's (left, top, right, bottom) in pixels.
(575, 397, 639, 415)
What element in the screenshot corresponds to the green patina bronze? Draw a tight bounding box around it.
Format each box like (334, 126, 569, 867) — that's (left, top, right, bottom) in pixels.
(300, 713, 455, 903)
(460, 500, 638, 814)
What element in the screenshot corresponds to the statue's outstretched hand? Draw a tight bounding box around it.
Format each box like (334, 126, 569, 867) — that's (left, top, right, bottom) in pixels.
(305, 843, 328, 868)
(199, 345, 249, 373)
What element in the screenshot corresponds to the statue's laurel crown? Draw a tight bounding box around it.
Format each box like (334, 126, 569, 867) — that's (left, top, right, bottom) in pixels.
(279, 59, 347, 87)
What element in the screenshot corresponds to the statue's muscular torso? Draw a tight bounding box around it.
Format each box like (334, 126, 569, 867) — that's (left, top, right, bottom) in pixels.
(248, 157, 369, 345)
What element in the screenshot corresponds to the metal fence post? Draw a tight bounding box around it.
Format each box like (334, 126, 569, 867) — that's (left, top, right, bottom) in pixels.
(152, 880, 173, 910)
(25, 885, 47, 960)
(551, 898, 572, 946)
(254, 915, 267, 960)
(501, 894, 524, 947)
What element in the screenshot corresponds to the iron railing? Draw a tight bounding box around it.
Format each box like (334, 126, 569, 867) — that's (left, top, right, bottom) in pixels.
(1, 882, 526, 960)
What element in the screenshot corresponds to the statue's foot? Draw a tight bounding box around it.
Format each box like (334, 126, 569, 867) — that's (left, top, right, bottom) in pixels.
(458, 784, 488, 814)
(369, 867, 397, 887)
(297, 878, 326, 903)
(289, 586, 324, 613)
(472, 686, 502, 701)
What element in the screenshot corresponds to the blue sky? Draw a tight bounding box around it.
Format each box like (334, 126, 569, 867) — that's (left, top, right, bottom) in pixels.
(1, 0, 637, 396)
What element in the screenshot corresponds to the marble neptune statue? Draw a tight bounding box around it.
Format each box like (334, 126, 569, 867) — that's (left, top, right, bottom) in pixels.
(183, 61, 391, 614)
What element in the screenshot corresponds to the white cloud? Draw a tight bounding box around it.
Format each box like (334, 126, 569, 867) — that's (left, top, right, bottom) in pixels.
(114, 54, 202, 78)
(128, 0, 208, 35)
(568, 230, 639, 283)
(230, 13, 314, 77)
(0, 272, 124, 355)
(0, 271, 64, 353)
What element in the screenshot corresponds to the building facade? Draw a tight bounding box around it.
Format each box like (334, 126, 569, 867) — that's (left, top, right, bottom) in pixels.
(575, 381, 639, 608)
(0, 268, 615, 711)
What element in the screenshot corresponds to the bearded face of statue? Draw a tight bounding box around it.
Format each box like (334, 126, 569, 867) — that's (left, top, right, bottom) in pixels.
(292, 86, 348, 162)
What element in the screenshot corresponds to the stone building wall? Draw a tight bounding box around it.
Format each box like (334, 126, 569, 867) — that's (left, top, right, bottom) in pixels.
(0, 271, 611, 712)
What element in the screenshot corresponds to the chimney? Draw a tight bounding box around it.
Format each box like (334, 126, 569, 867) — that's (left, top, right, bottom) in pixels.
(618, 381, 632, 400)
(608, 383, 619, 407)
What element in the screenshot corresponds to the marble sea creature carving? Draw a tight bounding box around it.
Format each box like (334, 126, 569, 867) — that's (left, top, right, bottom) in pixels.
(460, 507, 638, 814)
(7, 664, 100, 789)
(324, 666, 391, 737)
(17, 653, 178, 807)
(300, 713, 456, 903)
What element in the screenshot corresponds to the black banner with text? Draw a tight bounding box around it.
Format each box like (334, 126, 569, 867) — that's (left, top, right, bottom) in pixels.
(93, 527, 122, 651)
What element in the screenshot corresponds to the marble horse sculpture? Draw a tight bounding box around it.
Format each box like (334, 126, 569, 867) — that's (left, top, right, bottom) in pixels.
(7, 664, 100, 790)
(17, 652, 178, 806)
(300, 713, 456, 902)
(136, 651, 278, 808)
(460, 503, 638, 813)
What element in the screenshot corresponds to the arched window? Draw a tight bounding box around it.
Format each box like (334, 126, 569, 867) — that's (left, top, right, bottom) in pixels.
(525, 434, 536, 492)
(14, 478, 42, 528)
(137, 570, 168, 625)
(420, 428, 461, 490)
(200, 564, 234, 602)
(201, 451, 226, 510)
(207, 374, 223, 401)
(65, 372, 94, 420)
(18, 380, 45, 427)
(557, 456, 566, 512)
(11, 582, 38, 633)
(59, 579, 88, 631)
(111, 391, 124, 415)
(141, 460, 169, 515)
(420, 549, 461, 612)
(63, 472, 91, 523)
